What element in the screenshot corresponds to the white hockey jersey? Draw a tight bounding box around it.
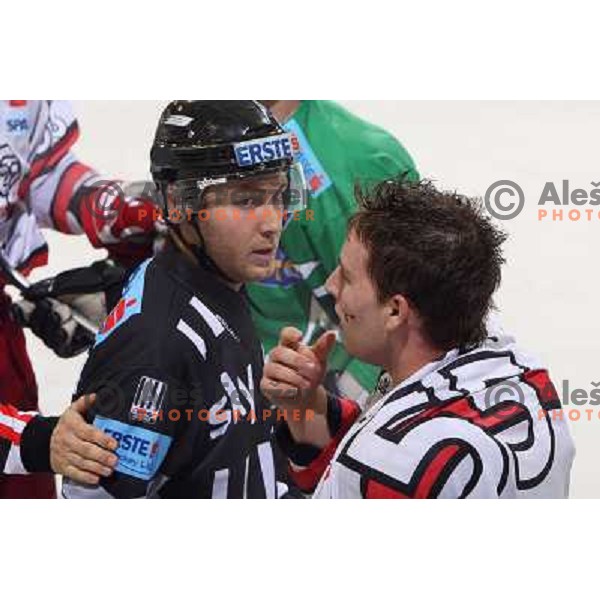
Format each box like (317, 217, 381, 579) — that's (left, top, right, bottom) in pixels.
(288, 333, 575, 499)
(0, 100, 99, 277)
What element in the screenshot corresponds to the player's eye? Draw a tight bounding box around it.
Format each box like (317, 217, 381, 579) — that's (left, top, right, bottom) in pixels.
(233, 195, 262, 209)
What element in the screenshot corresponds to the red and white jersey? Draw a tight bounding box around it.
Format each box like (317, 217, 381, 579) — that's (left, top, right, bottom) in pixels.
(0, 403, 36, 475)
(0, 100, 99, 277)
(300, 334, 575, 499)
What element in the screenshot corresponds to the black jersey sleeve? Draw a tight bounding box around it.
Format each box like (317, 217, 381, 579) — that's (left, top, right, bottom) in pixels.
(62, 258, 206, 498)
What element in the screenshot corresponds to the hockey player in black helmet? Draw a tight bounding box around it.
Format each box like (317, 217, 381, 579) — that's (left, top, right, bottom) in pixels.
(151, 101, 306, 284)
(62, 101, 307, 498)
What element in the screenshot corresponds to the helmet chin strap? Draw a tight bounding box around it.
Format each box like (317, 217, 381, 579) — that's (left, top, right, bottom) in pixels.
(156, 181, 236, 284)
(167, 220, 240, 286)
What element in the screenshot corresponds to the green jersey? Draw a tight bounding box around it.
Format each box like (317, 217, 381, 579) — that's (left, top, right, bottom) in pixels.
(247, 101, 419, 400)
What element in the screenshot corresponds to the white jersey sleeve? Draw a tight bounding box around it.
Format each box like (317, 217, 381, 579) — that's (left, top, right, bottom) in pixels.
(0, 403, 36, 474)
(24, 101, 98, 234)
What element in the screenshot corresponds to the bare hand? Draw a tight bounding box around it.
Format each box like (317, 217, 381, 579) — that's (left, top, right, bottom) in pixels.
(50, 394, 118, 485)
(261, 327, 336, 412)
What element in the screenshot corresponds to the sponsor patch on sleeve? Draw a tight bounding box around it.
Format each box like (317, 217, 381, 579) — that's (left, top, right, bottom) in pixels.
(129, 376, 167, 425)
(94, 258, 151, 347)
(93, 416, 172, 481)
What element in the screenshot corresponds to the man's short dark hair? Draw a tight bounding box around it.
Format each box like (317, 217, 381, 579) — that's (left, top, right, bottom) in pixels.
(349, 177, 507, 350)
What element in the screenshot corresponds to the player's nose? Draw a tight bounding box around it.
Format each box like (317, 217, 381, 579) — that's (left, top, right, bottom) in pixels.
(257, 206, 283, 237)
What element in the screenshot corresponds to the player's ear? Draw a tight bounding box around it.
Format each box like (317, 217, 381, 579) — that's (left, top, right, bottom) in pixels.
(384, 294, 409, 332)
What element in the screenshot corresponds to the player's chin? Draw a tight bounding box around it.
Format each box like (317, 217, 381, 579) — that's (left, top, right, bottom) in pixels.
(244, 263, 275, 282)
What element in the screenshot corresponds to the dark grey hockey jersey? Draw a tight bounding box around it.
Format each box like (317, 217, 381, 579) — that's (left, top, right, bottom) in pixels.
(63, 245, 287, 498)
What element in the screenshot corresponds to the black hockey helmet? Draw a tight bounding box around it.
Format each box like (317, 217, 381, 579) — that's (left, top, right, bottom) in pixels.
(150, 100, 306, 213)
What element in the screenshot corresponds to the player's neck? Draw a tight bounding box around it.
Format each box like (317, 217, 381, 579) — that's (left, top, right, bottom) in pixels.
(168, 230, 243, 292)
(387, 335, 445, 388)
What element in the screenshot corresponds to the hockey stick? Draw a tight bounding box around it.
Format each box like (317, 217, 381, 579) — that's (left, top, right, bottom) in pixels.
(0, 250, 98, 334)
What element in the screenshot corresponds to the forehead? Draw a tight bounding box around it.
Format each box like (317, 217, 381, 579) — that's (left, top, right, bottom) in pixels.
(341, 231, 370, 271)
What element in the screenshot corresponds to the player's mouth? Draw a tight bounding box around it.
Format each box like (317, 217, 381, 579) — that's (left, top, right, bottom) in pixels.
(335, 304, 355, 325)
(249, 247, 275, 266)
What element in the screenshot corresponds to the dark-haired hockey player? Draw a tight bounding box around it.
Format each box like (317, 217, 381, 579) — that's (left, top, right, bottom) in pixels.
(63, 101, 308, 498)
(262, 178, 575, 498)
(0, 100, 157, 498)
(249, 101, 418, 408)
